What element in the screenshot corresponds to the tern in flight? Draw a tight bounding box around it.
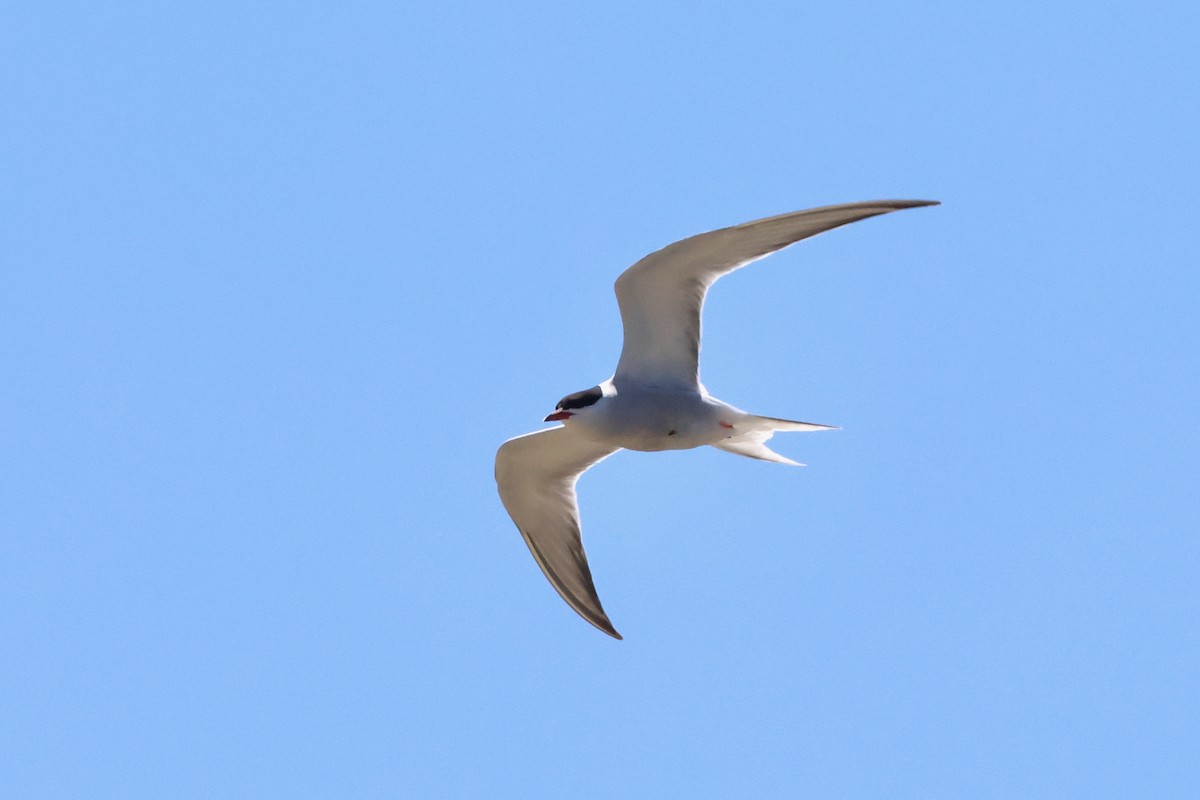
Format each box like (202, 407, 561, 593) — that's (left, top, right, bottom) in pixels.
(496, 199, 938, 638)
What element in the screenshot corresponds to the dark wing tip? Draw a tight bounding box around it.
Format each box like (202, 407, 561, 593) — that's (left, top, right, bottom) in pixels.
(855, 199, 940, 211)
(515, 524, 625, 641)
(573, 596, 623, 640)
(867, 199, 940, 211)
(594, 616, 623, 640)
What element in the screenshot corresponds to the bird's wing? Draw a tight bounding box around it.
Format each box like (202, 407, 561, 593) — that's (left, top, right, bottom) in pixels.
(495, 425, 623, 639)
(613, 199, 939, 389)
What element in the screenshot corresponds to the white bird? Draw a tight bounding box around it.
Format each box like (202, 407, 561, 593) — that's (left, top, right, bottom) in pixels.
(496, 200, 938, 639)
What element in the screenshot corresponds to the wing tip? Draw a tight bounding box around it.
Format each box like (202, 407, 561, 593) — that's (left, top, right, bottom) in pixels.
(874, 199, 940, 210)
(865, 199, 941, 218)
(583, 608, 623, 640)
(858, 199, 940, 216)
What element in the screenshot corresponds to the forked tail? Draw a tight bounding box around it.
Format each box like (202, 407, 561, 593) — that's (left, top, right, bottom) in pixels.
(750, 415, 838, 433)
(711, 415, 838, 466)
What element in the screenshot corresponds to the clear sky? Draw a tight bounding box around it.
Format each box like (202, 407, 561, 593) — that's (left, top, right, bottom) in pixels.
(3, 2, 1197, 798)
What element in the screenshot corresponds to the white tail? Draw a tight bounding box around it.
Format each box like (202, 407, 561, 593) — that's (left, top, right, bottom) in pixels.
(711, 415, 838, 465)
(749, 415, 838, 433)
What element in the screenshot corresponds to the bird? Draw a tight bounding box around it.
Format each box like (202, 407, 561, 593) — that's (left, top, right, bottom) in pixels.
(495, 199, 938, 639)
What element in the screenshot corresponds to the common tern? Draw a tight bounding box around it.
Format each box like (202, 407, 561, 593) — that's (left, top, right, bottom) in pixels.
(496, 200, 938, 638)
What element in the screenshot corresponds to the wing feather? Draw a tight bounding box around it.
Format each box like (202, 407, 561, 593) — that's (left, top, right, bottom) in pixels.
(495, 426, 622, 638)
(613, 199, 939, 389)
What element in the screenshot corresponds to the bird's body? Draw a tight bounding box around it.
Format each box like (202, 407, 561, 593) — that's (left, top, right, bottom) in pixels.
(567, 381, 738, 452)
(496, 199, 938, 639)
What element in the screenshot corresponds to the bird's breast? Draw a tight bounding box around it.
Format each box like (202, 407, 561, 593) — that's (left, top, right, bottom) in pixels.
(573, 391, 725, 452)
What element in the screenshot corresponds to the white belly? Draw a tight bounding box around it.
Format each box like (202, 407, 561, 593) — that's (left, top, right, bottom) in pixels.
(569, 388, 736, 452)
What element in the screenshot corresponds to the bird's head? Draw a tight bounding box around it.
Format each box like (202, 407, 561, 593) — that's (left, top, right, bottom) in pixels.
(545, 385, 604, 422)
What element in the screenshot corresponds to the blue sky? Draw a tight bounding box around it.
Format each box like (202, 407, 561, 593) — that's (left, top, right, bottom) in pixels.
(3, 2, 1197, 797)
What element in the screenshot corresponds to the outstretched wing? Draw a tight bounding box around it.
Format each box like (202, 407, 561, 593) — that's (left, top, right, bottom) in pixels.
(613, 199, 939, 389)
(495, 426, 622, 638)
